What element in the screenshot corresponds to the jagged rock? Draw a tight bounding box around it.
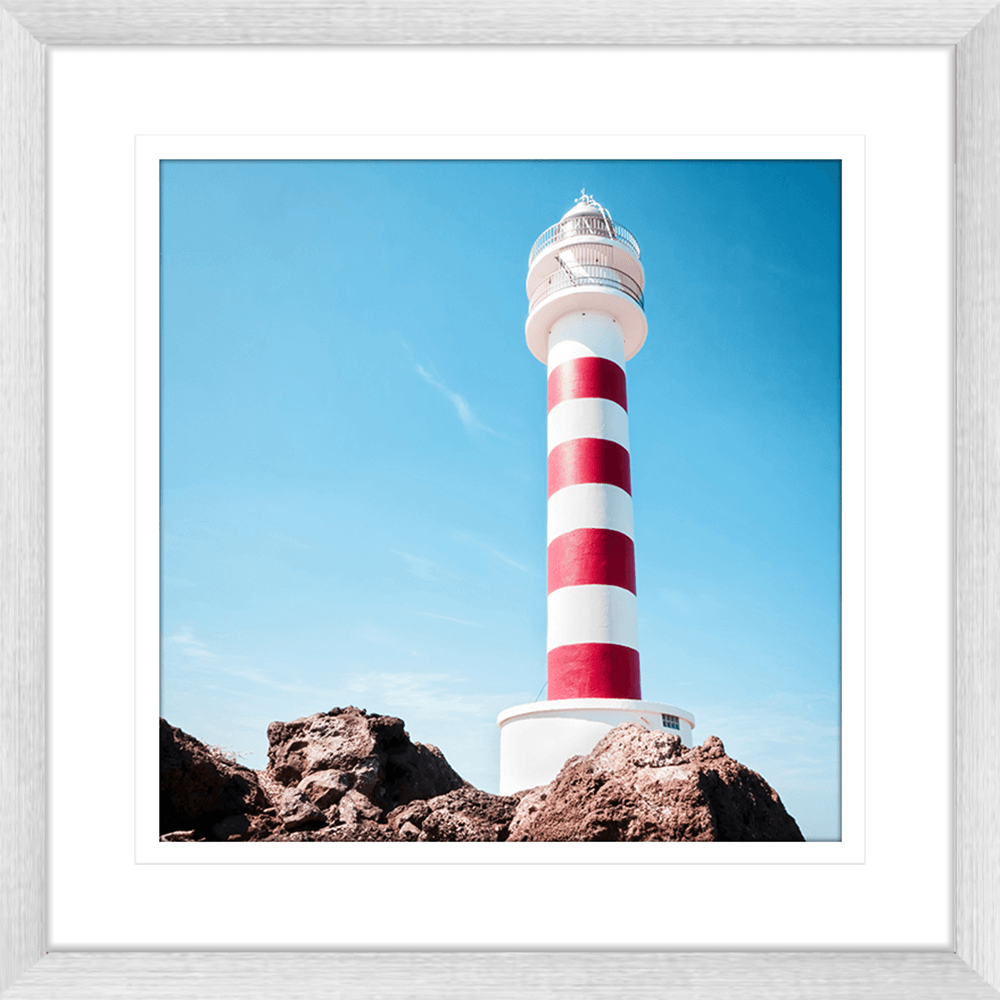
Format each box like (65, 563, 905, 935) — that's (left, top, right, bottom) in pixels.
(385, 787, 519, 843)
(338, 788, 384, 825)
(265, 707, 466, 814)
(266, 708, 379, 786)
(161, 709, 804, 844)
(507, 726, 804, 842)
(416, 787, 520, 842)
(386, 799, 431, 834)
(159, 718, 270, 840)
(277, 788, 326, 831)
(159, 829, 197, 842)
(297, 769, 352, 809)
(294, 821, 400, 842)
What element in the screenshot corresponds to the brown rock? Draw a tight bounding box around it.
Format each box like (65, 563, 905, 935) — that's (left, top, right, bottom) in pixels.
(369, 714, 467, 807)
(290, 821, 400, 842)
(266, 707, 379, 786)
(417, 787, 520, 842)
(163, 709, 804, 844)
(246, 814, 282, 840)
(297, 769, 352, 809)
(265, 706, 466, 812)
(159, 718, 270, 840)
(507, 725, 804, 842)
(277, 788, 326, 832)
(338, 788, 384, 825)
(210, 814, 250, 841)
(159, 830, 197, 842)
(386, 799, 431, 834)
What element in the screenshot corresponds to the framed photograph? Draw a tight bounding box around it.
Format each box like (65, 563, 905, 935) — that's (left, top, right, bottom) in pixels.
(137, 135, 859, 866)
(3, 5, 999, 998)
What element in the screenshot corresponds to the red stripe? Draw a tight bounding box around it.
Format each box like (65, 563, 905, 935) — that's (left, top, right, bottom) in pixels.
(548, 356, 627, 413)
(547, 528, 636, 594)
(547, 644, 641, 700)
(548, 438, 631, 498)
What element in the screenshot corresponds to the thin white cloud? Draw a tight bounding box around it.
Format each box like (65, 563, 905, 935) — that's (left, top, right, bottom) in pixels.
(453, 529, 534, 574)
(696, 696, 840, 795)
(169, 628, 219, 660)
(408, 609, 484, 627)
(389, 548, 439, 581)
(414, 362, 504, 439)
(167, 628, 340, 697)
(161, 625, 528, 791)
(344, 670, 504, 723)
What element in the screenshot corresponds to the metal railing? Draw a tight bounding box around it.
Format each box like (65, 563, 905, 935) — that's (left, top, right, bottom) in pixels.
(529, 216, 641, 267)
(552, 242, 617, 268)
(528, 264, 644, 311)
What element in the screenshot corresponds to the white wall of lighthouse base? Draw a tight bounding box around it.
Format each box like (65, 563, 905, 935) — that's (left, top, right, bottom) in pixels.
(497, 698, 695, 795)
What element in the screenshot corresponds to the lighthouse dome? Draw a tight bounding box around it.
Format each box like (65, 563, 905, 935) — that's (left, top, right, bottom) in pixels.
(560, 195, 610, 221)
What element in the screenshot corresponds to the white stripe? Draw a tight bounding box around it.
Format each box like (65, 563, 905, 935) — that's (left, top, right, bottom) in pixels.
(546, 585, 639, 650)
(548, 312, 626, 371)
(547, 397, 629, 455)
(547, 482, 634, 544)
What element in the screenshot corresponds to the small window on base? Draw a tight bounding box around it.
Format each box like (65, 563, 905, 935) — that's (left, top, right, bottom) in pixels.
(662, 714, 680, 730)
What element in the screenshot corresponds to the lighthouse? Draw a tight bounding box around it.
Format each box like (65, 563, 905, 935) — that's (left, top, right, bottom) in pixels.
(497, 192, 695, 794)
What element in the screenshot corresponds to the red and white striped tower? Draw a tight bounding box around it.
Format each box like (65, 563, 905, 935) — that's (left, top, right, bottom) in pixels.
(498, 193, 695, 794)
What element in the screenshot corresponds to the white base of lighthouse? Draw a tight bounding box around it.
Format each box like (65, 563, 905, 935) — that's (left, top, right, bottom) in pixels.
(497, 698, 695, 795)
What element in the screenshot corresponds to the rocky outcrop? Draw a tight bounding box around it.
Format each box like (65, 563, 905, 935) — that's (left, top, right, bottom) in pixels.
(507, 727, 804, 842)
(388, 787, 520, 842)
(159, 707, 467, 842)
(264, 706, 466, 822)
(159, 710, 803, 842)
(159, 719, 278, 841)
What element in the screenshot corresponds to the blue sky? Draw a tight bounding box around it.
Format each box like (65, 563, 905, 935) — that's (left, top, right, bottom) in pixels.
(160, 159, 842, 840)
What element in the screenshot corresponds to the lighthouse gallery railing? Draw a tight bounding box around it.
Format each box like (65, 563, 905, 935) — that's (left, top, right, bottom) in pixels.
(528, 264, 644, 311)
(529, 217, 641, 267)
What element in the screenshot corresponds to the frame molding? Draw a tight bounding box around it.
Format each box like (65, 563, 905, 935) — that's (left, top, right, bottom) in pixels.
(957, 3, 1000, 989)
(1, 0, 999, 43)
(3, 3, 998, 996)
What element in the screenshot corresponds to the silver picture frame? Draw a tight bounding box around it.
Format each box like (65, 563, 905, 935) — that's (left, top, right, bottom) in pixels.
(3, 3, 999, 996)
